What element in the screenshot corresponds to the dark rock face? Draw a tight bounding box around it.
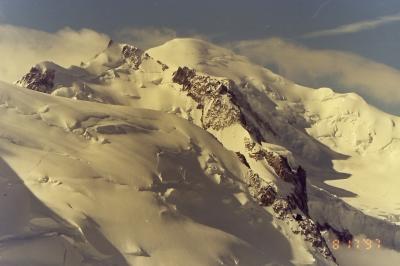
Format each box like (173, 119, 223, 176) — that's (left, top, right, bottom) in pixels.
(320, 223, 353, 243)
(259, 184, 278, 206)
(242, 139, 336, 262)
(172, 67, 273, 139)
(121, 45, 145, 69)
(272, 199, 293, 219)
(235, 152, 250, 168)
(172, 67, 195, 88)
(245, 170, 277, 207)
(298, 219, 335, 259)
(121, 44, 168, 72)
(246, 141, 308, 215)
(156, 60, 169, 71)
(271, 198, 335, 260)
(264, 152, 308, 215)
(245, 141, 308, 215)
(16, 67, 55, 93)
(172, 67, 241, 130)
(202, 96, 241, 130)
(107, 39, 114, 48)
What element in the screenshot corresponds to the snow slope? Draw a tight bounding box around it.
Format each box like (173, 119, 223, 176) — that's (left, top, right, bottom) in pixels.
(147, 38, 400, 241)
(0, 81, 332, 265)
(10, 37, 400, 265)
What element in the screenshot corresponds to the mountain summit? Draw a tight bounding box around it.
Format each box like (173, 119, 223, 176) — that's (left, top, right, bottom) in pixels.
(3, 38, 399, 265)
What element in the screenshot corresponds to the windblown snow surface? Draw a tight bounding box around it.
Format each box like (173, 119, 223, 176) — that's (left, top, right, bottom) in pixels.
(0, 38, 398, 265)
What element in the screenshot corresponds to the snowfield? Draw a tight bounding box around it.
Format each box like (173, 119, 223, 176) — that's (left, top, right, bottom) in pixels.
(0, 82, 325, 265)
(1, 38, 399, 265)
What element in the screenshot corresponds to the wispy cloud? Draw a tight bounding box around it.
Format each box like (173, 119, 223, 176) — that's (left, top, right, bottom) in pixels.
(0, 24, 399, 114)
(0, 25, 202, 83)
(228, 38, 400, 113)
(311, 0, 332, 19)
(115, 27, 177, 50)
(304, 12, 400, 38)
(115, 27, 207, 50)
(0, 25, 109, 83)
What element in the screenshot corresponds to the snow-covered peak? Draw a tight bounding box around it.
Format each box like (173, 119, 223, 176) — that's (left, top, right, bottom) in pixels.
(147, 38, 237, 68)
(9, 38, 400, 265)
(82, 39, 155, 75)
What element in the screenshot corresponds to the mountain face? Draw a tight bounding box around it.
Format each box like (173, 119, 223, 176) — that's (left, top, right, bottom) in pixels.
(1, 38, 399, 265)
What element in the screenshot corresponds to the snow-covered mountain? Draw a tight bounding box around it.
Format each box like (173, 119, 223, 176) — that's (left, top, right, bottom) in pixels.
(2, 38, 399, 265)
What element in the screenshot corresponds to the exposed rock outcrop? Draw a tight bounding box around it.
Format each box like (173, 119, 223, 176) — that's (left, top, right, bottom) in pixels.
(271, 197, 334, 260)
(172, 67, 241, 130)
(243, 138, 335, 262)
(235, 152, 250, 168)
(264, 152, 308, 214)
(16, 66, 55, 93)
(246, 138, 308, 215)
(172, 66, 274, 140)
(172, 66, 335, 262)
(121, 44, 146, 69)
(245, 170, 277, 206)
(121, 44, 168, 71)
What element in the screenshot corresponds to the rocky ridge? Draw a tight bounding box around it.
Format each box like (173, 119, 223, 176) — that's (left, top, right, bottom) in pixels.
(171, 66, 336, 262)
(16, 66, 55, 93)
(243, 138, 334, 261)
(172, 66, 242, 130)
(15, 41, 338, 263)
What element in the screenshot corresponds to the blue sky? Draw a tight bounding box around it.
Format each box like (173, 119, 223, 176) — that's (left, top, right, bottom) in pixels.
(2, 0, 400, 67)
(0, 0, 399, 114)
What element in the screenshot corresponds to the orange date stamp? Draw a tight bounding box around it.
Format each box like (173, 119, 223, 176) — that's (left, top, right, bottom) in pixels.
(330, 238, 381, 250)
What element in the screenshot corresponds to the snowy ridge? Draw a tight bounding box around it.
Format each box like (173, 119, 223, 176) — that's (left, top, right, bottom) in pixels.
(147, 38, 400, 244)
(169, 65, 332, 251)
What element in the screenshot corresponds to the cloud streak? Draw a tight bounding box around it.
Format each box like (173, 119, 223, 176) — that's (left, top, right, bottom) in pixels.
(115, 27, 208, 50)
(115, 27, 177, 50)
(0, 24, 109, 83)
(229, 38, 400, 113)
(304, 12, 400, 38)
(0, 25, 204, 83)
(0, 24, 399, 114)
(311, 0, 332, 19)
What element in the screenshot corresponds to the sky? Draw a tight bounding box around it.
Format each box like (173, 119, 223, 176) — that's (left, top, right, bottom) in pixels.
(0, 0, 399, 114)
